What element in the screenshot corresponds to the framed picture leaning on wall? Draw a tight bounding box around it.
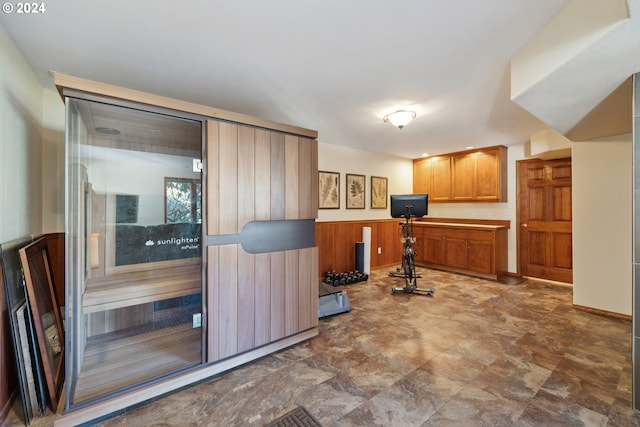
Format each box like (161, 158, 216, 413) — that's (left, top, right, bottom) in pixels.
(371, 176, 388, 209)
(346, 173, 366, 209)
(318, 171, 340, 209)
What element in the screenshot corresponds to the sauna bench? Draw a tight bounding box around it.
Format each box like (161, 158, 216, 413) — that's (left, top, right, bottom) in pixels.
(83, 261, 201, 313)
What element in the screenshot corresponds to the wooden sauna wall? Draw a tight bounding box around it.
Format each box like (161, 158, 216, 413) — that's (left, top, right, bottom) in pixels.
(206, 121, 319, 363)
(316, 219, 403, 276)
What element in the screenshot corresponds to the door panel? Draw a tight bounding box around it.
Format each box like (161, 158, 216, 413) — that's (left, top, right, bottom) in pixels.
(206, 120, 318, 363)
(518, 158, 573, 283)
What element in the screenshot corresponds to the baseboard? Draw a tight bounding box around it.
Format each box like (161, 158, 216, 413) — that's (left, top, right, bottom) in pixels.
(523, 276, 573, 288)
(573, 304, 632, 321)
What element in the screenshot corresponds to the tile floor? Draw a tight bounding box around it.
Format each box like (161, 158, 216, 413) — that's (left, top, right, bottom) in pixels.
(5, 267, 640, 426)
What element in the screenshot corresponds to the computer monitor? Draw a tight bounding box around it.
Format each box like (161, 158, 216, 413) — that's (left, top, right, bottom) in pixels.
(390, 194, 428, 218)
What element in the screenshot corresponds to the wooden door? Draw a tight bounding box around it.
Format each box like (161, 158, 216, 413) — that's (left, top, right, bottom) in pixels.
(517, 158, 572, 283)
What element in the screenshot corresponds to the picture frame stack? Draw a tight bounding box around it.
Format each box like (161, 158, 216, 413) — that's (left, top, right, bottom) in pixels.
(1, 237, 47, 425)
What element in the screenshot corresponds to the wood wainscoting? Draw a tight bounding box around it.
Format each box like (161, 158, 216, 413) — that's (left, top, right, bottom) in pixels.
(316, 219, 403, 277)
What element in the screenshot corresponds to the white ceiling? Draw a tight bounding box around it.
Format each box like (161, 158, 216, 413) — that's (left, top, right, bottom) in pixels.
(1, 0, 635, 159)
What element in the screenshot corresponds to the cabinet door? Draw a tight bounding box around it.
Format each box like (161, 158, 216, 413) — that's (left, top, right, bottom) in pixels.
(475, 150, 502, 201)
(423, 227, 445, 265)
(413, 158, 432, 195)
(451, 154, 475, 201)
(430, 156, 452, 201)
(444, 229, 467, 269)
(413, 156, 451, 201)
(466, 230, 494, 274)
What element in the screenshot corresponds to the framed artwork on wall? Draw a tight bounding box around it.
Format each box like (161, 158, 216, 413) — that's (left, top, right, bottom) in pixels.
(346, 173, 366, 209)
(371, 176, 388, 209)
(318, 171, 340, 209)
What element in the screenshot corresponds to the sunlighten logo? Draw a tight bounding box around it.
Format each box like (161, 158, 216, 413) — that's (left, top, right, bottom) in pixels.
(153, 236, 200, 251)
(155, 236, 200, 246)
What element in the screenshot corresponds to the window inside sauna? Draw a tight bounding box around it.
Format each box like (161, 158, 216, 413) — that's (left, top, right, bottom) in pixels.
(65, 98, 203, 408)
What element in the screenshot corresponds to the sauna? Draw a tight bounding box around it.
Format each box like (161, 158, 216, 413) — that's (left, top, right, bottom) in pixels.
(58, 75, 318, 424)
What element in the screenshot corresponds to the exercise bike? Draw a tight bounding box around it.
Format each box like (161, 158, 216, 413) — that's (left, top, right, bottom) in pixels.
(389, 194, 435, 296)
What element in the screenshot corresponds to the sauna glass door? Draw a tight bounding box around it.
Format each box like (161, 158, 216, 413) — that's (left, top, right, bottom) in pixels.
(65, 98, 204, 408)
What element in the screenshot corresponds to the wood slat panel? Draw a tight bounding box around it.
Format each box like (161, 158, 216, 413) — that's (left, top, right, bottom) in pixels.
(237, 250, 255, 353)
(238, 125, 255, 228)
(206, 120, 220, 235)
(316, 220, 405, 277)
(207, 246, 219, 362)
(219, 122, 238, 234)
(298, 137, 312, 219)
(285, 250, 299, 336)
(254, 253, 271, 346)
(270, 133, 285, 220)
(316, 222, 335, 275)
(218, 245, 238, 359)
(285, 135, 299, 220)
(255, 129, 271, 221)
(298, 247, 318, 331)
(237, 125, 256, 353)
(270, 251, 286, 341)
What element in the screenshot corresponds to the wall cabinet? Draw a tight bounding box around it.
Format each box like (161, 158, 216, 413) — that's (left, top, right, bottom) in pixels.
(414, 221, 508, 279)
(413, 145, 507, 202)
(413, 155, 452, 201)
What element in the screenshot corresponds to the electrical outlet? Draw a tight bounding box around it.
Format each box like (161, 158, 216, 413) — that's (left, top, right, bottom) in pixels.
(192, 313, 202, 328)
(378, 247, 382, 254)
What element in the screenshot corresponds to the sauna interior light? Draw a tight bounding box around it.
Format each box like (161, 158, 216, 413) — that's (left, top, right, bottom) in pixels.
(383, 110, 416, 129)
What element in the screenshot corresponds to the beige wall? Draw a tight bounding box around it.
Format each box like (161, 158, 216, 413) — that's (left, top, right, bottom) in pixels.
(0, 25, 44, 242)
(0, 25, 66, 243)
(317, 142, 413, 221)
(41, 88, 66, 233)
(573, 134, 632, 315)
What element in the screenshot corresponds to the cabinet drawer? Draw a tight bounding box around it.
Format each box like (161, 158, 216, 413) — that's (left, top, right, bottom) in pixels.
(467, 230, 493, 242)
(444, 229, 466, 239)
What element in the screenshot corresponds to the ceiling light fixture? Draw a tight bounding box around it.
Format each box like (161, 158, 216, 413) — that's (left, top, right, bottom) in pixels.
(383, 110, 416, 129)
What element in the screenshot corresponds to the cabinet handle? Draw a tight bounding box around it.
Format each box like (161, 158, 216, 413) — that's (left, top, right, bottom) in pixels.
(522, 223, 528, 228)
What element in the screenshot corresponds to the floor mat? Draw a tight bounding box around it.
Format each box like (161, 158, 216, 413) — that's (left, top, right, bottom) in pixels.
(263, 406, 322, 427)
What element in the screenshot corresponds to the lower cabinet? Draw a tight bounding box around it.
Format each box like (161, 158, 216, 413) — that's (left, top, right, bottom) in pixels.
(415, 222, 508, 280)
